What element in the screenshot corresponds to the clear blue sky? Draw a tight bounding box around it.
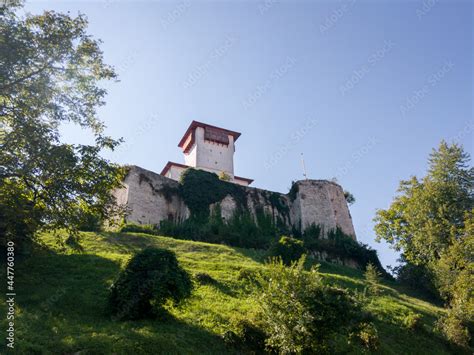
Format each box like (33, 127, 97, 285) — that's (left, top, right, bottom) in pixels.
(24, 0, 473, 269)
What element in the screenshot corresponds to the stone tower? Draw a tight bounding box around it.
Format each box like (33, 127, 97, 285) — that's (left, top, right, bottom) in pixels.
(160, 121, 253, 186)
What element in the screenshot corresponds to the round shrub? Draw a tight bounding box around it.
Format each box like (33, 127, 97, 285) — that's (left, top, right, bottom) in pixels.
(108, 247, 192, 320)
(402, 312, 423, 331)
(268, 236, 305, 265)
(353, 322, 379, 351)
(256, 257, 363, 353)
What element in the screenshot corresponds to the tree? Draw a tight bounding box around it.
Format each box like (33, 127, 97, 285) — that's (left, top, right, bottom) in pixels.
(374, 141, 473, 347)
(256, 256, 363, 353)
(0, 3, 124, 250)
(344, 190, 356, 205)
(364, 262, 382, 296)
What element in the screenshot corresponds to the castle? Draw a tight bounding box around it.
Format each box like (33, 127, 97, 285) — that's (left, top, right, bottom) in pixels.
(114, 121, 356, 239)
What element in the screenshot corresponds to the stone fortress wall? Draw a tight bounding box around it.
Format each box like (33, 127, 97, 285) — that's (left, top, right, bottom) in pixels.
(114, 165, 356, 239)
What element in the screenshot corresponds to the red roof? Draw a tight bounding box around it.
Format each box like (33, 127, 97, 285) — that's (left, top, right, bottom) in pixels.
(160, 161, 190, 176)
(178, 121, 241, 148)
(234, 175, 254, 184)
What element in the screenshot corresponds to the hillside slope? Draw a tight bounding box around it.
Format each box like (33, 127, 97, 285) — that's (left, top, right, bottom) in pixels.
(0, 231, 457, 354)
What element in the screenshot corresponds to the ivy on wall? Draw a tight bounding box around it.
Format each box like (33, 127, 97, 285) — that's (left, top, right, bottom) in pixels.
(178, 168, 247, 221)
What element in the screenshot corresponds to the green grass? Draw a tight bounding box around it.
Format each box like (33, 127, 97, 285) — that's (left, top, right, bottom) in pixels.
(0, 231, 461, 354)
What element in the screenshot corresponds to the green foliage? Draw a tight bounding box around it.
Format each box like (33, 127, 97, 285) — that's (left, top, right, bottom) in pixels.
(0, 4, 124, 249)
(390, 259, 440, 301)
(222, 319, 266, 352)
(402, 312, 423, 331)
(374, 141, 473, 345)
(288, 180, 299, 202)
(436, 309, 471, 348)
(364, 262, 382, 295)
(119, 223, 157, 234)
(108, 248, 192, 320)
(304, 225, 387, 276)
(344, 190, 356, 205)
(218, 171, 231, 182)
(255, 256, 363, 353)
(179, 168, 247, 221)
(268, 236, 305, 265)
(351, 322, 379, 351)
(158, 209, 278, 249)
(374, 141, 472, 265)
(3, 230, 461, 354)
(77, 210, 103, 232)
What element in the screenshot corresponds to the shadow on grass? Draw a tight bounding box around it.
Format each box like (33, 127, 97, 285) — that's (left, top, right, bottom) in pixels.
(8, 245, 234, 354)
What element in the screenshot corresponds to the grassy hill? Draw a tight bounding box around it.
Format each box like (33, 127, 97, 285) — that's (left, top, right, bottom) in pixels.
(0, 231, 459, 354)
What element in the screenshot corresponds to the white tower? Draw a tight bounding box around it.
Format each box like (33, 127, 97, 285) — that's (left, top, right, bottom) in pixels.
(161, 121, 253, 186)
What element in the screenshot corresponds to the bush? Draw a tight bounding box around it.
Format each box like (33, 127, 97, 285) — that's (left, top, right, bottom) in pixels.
(237, 268, 255, 282)
(119, 223, 157, 234)
(222, 319, 266, 352)
(436, 310, 471, 348)
(157, 210, 277, 250)
(351, 322, 379, 351)
(364, 262, 382, 296)
(304, 226, 388, 277)
(402, 312, 423, 331)
(77, 211, 102, 232)
(268, 236, 305, 265)
(108, 248, 192, 320)
(255, 256, 363, 353)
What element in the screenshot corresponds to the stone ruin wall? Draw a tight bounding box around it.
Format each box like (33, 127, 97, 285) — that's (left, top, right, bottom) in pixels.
(113, 165, 356, 240)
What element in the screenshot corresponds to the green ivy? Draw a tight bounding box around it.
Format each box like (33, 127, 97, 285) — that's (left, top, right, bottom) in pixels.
(303, 225, 388, 276)
(179, 168, 247, 221)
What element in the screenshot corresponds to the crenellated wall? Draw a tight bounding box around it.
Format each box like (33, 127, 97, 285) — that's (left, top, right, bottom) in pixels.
(113, 165, 356, 239)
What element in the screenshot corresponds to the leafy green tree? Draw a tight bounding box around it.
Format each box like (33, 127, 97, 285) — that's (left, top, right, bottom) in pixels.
(0, 3, 124, 250)
(268, 236, 305, 265)
(344, 190, 356, 205)
(374, 141, 473, 347)
(256, 256, 362, 353)
(364, 262, 382, 295)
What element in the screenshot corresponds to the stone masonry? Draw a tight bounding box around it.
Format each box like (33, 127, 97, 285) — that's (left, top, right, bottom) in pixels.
(113, 165, 356, 239)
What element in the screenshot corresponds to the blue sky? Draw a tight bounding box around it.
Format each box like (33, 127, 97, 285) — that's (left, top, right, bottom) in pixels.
(24, 0, 473, 269)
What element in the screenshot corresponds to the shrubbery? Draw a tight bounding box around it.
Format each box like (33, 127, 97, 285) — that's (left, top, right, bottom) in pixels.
(108, 247, 192, 320)
(223, 319, 266, 352)
(351, 322, 379, 351)
(158, 210, 278, 249)
(364, 262, 382, 295)
(119, 223, 157, 234)
(255, 256, 364, 353)
(268, 236, 305, 265)
(303, 225, 387, 276)
(402, 312, 423, 331)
